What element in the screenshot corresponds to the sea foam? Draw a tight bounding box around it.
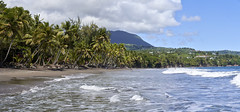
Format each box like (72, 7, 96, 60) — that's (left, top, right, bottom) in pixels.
(51, 77, 71, 82)
(46, 74, 94, 83)
(130, 95, 144, 101)
(80, 85, 115, 91)
(21, 86, 44, 95)
(163, 68, 239, 78)
(163, 68, 240, 88)
(164, 92, 173, 98)
(109, 95, 120, 103)
(231, 75, 240, 87)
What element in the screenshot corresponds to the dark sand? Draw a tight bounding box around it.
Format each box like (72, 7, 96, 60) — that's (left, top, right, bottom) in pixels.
(0, 68, 123, 94)
(0, 68, 117, 82)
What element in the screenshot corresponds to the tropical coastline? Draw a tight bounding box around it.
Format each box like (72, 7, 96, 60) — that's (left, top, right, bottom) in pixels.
(2, 0, 240, 111)
(1, 1, 240, 71)
(2, 67, 240, 111)
(0, 68, 123, 82)
(0, 67, 127, 95)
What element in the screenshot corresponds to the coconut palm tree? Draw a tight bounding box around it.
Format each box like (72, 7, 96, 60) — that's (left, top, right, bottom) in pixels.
(52, 25, 68, 65)
(27, 22, 56, 66)
(61, 19, 81, 65)
(0, 1, 6, 14)
(0, 7, 31, 65)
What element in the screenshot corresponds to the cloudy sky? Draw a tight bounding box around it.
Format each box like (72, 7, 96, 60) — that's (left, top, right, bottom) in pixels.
(4, 0, 240, 51)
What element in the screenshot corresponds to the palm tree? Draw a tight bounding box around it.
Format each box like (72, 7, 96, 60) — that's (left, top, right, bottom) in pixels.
(61, 19, 81, 65)
(21, 15, 42, 65)
(0, 1, 6, 14)
(25, 21, 56, 66)
(40, 22, 56, 66)
(0, 7, 31, 65)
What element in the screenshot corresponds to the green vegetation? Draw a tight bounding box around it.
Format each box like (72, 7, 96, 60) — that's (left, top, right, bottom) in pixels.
(208, 50, 240, 56)
(132, 47, 240, 68)
(1, 1, 240, 69)
(0, 1, 137, 69)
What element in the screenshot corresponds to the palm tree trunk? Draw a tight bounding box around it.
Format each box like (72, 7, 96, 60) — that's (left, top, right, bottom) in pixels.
(63, 49, 69, 64)
(103, 56, 108, 67)
(1, 37, 14, 65)
(42, 58, 45, 66)
(74, 53, 82, 67)
(46, 56, 52, 65)
(53, 49, 61, 65)
(34, 55, 40, 65)
(24, 43, 41, 65)
(86, 50, 96, 66)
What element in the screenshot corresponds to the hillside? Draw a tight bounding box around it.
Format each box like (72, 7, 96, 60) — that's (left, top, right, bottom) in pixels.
(110, 30, 153, 47)
(208, 50, 240, 56)
(136, 47, 240, 56)
(109, 30, 240, 56)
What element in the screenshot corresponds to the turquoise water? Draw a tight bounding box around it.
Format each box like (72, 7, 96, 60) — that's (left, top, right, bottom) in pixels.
(1, 67, 240, 111)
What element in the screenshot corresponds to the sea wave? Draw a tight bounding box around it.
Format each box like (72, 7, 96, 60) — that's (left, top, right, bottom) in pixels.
(80, 85, 115, 91)
(231, 75, 240, 87)
(163, 68, 240, 88)
(130, 95, 144, 101)
(46, 73, 95, 83)
(162, 68, 239, 78)
(21, 86, 44, 95)
(109, 95, 120, 103)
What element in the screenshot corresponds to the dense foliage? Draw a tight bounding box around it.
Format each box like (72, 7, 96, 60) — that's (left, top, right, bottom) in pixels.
(133, 48, 240, 68)
(0, 1, 137, 69)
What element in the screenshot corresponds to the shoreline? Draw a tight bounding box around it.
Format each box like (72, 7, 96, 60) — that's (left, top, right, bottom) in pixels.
(0, 68, 125, 82)
(0, 68, 127, 94)
(1, 65, 237, 82)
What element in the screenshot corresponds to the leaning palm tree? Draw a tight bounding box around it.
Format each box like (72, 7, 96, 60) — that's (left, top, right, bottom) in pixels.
(22, 15, 43, 65)
(0, 1, 6, 14)
(39, 22, 56, 66)
(0, 7, 31, 65)
(61, 20, 81, 65)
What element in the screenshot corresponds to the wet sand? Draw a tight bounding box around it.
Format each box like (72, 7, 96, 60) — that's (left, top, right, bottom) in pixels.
(0, 68, 124, 94)
(0, 68, 118, 82)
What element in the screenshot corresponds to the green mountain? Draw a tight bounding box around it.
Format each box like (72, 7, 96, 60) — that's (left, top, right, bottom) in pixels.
(208, 50, 240, 56)
(138, 47, 240, 56)
(110, 30, 153, 47)
(110, 30, 240, 56)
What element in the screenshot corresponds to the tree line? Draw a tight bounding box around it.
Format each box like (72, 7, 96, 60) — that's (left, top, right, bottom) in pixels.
(133, 50, 240, 68)
(0, 1, 139, 69)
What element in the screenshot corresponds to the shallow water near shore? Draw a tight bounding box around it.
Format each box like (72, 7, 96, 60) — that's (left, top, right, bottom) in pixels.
(1, 67, 240, 111)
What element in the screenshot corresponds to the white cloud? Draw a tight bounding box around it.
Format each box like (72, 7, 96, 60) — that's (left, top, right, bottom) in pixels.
(182, 32, 198, 37)
(159, 28, 165, 34)
(181, 15, 201, 22)
(4, 0, 182, 33)
(178, 37, 193, 46)
(166, 30, 175, 37)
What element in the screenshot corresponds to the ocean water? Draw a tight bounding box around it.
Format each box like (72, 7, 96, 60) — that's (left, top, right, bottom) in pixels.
(1, 67, 240, 111)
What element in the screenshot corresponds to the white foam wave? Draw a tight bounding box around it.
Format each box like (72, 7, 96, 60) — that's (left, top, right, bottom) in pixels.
(164, 92, 173, 98)
(21, 86, 44, 95)
(163, 68, 240, 88)
(130, 95, 144, 101)
(80, 85, 114, 91)
(52, 77, 70, 82)
(109, 95, 120, 103)
(163, 68, 239, 78)
(231, 75, 240, 87)
(46, 74, 94, 83)
(65, 74, 94, 79)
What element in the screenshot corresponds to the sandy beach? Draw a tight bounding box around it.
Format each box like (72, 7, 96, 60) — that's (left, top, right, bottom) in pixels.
(0, 68, 124, 94)
(0, 68, 119, 82)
